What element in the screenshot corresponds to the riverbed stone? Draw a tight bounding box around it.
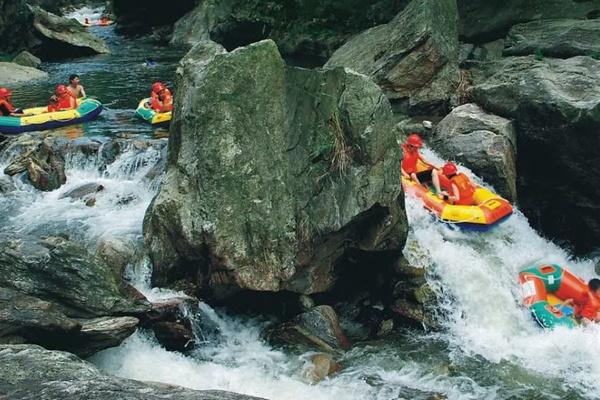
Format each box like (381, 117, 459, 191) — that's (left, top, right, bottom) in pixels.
(304, 352, 341, 383)
(431, 103, 517, 201)
(503, 19, 600, 59)
(0, 235, 149, 318)
(265, 305, 351, 352)
(0, 344, 266, 399)
(72, 316, 139, 357)
(325, 0, 459, 113)
(12, 50, 41, 68)
(0, 62, 47, 85)
(144, 39, 406, 296)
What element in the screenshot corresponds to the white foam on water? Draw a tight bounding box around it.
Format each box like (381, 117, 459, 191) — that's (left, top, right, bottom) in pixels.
(403, 149, 600, 397)
(64, 6, 104, 23)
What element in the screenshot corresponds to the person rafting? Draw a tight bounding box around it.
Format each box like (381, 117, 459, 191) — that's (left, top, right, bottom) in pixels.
(401, 133, 436, 185)
(435, 162, 476, 205)
(49, 85, 77, 112)
(84, 17, 90, 25)
(563, 279, 600, 322)
(149, 82, 173, 113)
(0, 88, 24, 116)
(67, 74, 86, 99)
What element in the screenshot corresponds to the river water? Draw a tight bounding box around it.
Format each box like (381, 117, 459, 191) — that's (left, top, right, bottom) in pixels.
(2, 7, 600, 400)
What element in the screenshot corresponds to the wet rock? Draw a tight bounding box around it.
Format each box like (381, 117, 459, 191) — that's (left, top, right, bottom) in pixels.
(0, 287, 80, 348)
(12, 50, 41, 68)
(325, 0, 459, 113)
(59, 182, 104, 200)
(431, 103, 517, 201)
(170, 0, 409, 62)
(299, 295, 315, 311)
(72, 316, 139, 357)
(304, 353, 341, 383)
(152, 321, 194, 352)
(0, 62, 48, 85)
(504, 19, 600, 59)
(0, 344, 266, 399)
(471, 55, 600, 253)
(4, 137, 66, 191)
(96, 237, 137, 278)
(457, 0, 600, 42)
(266, 305, 351, 352)
(0, 235, 150, 318)
(145, 39, 407, 296)
(28, 5, 109, 58)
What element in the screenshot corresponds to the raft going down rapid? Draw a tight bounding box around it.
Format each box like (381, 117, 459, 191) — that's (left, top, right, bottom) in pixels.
(0, 98, 103, 134)
(401, 158, 513, 231)
(519, 264, 587, 329)
(135, 98, 171, 125)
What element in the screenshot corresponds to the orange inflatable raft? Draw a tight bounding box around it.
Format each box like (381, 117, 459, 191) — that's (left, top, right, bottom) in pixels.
(401, 159, 513, 231)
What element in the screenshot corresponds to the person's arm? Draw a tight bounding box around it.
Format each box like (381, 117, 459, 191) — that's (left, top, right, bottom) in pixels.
(79, 86, 86, 98)
(446, 183, 460, 204)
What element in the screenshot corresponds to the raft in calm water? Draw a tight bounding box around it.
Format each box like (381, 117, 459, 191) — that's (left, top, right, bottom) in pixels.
(135, 98, 171, 125)
(0, 98, 103, 134)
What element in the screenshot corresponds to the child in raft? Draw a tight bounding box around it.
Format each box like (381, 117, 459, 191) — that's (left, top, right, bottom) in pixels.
(401, 133, 435, 184)
(563, 278, 600, 322)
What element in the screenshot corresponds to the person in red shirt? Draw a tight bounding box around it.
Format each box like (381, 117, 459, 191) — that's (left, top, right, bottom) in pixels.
(149, 82, 173, 113)
(435, 162, 476, 205)
(0, 87, 25, 116)
(401, 133, 435, 185)
(48, 85, 77, 112)
(564, 279, 600, 322)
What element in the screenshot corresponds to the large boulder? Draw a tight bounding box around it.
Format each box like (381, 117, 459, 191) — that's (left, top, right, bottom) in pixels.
(325, 0, 459, 113)
(28, 5, 109, 58)
(0, 235, 149, 318)
(0, 345, 265, 399)
(0, 62, 47, 85)
(471, 56, 600, 253)
(503, 19, 600, 58)
(431, 103, 517, 201)
(458, 0, 600, 43)
(170, 0, 410, 63)
(144, 40, 407, 296)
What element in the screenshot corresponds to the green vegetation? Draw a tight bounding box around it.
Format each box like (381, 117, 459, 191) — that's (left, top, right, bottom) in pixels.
(534, 48, 544, 61)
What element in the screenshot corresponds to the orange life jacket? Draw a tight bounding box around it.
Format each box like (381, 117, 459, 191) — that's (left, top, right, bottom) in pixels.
(0, 98, 15, 116)
(576, 292, 600, 320)
(441, 173, 475, 205)
(401, 144, 420, 175)
(151, 90, 173, 113)
(57, 94, 76, 110)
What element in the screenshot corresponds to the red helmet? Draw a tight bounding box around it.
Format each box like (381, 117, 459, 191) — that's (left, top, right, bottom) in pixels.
(56, 84, 68, 95)
(442, 162, 458, 176)
(0, 87, 12, 98)
(152, 82, 165, 93)
(406, 133, 423, 148)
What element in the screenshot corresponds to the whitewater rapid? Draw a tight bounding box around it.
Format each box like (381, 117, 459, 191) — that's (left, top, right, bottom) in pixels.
(2, 138, 598, 399)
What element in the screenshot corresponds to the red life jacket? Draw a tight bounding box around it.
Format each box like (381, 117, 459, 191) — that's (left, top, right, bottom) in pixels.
(151, 89, 173, 113)
(576, 292, 600, 320)
(441, 173, 475, 205)
(0, 98, 15, 116)
(57, 94, 76, 110)
(401, 144, 420, 175)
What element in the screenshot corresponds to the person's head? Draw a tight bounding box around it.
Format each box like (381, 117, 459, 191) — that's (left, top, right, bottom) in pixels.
(56, 84, 68, 96)
(442, 162, 458, 177)
(589, 278, 600, 294)
(84, 18, 89, 23)
(69, 74, 80, 86)
(152, 82, 165, 94)
(405, 133, 423, 152)
(0, 87, 12, 99)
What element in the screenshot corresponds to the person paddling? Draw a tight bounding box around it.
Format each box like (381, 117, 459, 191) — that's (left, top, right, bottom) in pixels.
(0, 88, 25, 116)
(48, 85, 77, 112)
(67, 74, 86, 99)
(401, 133, 436, 185)
(435, 162, 476, 205)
